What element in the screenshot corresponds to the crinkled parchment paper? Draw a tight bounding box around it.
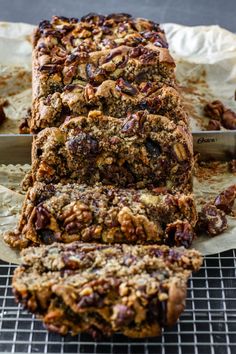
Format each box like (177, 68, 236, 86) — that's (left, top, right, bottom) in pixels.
(163, 23, 236, 130)
(0, 22, 33, 133)
(0, 22, 236, 263)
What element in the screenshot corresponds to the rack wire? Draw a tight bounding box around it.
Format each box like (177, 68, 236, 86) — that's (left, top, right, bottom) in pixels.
(0, 249, 236, 354)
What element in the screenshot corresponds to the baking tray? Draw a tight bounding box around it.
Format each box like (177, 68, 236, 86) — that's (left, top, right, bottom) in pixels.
(1, 250, 236, 354)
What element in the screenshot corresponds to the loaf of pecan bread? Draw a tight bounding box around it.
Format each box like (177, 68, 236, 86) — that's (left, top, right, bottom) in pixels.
(5, 182, 197, 249)
(13, 242, 202, 338)
(28, 111, 193, 191)
(30, 13, 184, 132)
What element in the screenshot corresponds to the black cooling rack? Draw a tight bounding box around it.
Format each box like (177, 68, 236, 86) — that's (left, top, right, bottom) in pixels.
(0, 250, 236, 354)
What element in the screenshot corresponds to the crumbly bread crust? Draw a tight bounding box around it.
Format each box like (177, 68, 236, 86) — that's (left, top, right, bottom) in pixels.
(13, 242, 202, 338)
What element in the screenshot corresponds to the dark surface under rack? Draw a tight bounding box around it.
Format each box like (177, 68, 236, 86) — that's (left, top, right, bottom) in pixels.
(0, 250, 236, 354)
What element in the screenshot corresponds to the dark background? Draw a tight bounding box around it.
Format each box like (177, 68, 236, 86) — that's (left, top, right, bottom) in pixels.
(0, 0, 235, 32)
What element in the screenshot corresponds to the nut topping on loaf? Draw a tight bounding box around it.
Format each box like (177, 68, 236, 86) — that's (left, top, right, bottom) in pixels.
(5, 183, 197, 249)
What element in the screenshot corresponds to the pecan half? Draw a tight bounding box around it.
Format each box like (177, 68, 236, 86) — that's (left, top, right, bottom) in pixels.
(214, 185, 236, 214)
(63, 64, 78, 85)
(106, 13, 132, 22)
(39, 64, 62, 74)
(141, 31, 168, 48)
(197, 204, 227, 236)
(86, 64, 106, 83)
(84, 83, 95, 101)
(129, 46, 145, 58)
(116, 78, 137, 96)
(117, 207, 159, 242)
(121, 111, 146, 135)
(153, 36, 168, 48)
(104, 49, 122, 62)
(139, 50, 158, 64)
(204, 100, 224, 119)
(173, 143, 187, 161)
(81, 13, 105, 25)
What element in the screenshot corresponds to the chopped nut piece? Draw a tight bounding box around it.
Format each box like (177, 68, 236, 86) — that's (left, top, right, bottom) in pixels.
(165, 220, 194, 248)
(206, 119, 221, 131)
(229, 160, 236, 174)
(84, 83, 95, 101)
(214, 185, 236, 214)
(197, 204, 228, 236)
(204, 100, 224, 120)
(115, 78, 137, 96)
(0, 104, 6, 126)
(221, 109, 236, 130)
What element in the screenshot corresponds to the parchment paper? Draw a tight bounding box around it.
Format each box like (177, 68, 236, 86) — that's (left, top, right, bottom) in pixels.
(163, 23, 236, 130)
(0, 22, 32, 133)
(0, 22, 236, 263)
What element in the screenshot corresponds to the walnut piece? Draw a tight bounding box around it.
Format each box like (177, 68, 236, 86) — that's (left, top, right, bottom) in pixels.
(62, 202, 93, 234)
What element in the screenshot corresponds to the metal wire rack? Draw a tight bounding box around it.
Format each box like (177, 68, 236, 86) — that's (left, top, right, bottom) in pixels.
(0, 249, 236, 354)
